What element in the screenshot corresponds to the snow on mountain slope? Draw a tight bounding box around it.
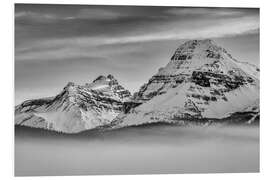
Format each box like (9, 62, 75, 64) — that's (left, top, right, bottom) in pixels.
(116, 39, 259, 127)
(15, 75, 131, 133)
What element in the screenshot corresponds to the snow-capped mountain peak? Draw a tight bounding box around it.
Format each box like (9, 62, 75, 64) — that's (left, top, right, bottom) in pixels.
(15, 74, 131, 133)
(92, 74, 116, 83)
(87, 74, 131, 100)
(134, 39, 259, 101)
(171, 39, 223, 60)
(119, 39, 259, 127)
(157, 39, 258, 78)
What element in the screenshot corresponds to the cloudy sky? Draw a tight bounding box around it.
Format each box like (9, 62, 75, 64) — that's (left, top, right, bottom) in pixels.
(15, 4, 259, 104)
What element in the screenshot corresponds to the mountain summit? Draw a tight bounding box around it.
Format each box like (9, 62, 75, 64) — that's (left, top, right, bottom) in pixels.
(170, 39, 224, 60)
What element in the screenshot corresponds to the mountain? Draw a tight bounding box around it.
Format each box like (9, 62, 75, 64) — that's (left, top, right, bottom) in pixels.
(15, 75, 131, 133)
(114, 39, 259, 127)
(15, 39, 260, 133)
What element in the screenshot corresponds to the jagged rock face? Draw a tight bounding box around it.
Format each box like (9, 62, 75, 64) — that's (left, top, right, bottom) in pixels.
(15, 75, 131, 133)
(118, 39, 259, 127)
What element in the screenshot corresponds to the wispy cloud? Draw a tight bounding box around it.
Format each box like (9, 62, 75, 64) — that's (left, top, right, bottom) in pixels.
(15, 11, 60, 22)
(75, 8, 126, 20)
(165, 7, 245, 17)
(16, 13, 259, 61)
(15, 7, 128, 22)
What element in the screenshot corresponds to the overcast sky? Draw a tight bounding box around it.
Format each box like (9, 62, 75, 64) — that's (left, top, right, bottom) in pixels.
(15, 4, 259, 104)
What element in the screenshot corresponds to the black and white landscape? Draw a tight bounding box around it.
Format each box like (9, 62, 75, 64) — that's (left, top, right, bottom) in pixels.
(15, 4, 259, 176)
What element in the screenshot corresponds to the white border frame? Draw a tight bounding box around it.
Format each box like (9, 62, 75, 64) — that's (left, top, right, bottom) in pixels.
(1, 0, 269, 180)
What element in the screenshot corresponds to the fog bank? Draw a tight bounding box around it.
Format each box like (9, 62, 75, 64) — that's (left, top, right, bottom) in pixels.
(15, 125, 259, 176)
